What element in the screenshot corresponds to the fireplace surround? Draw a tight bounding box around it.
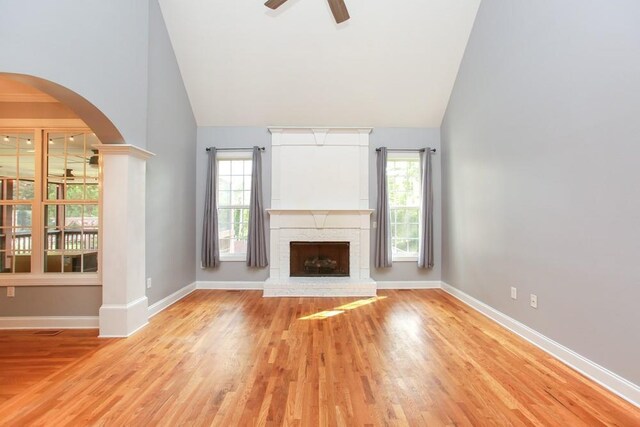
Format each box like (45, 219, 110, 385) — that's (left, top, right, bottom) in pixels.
(264, 127, 376, 297)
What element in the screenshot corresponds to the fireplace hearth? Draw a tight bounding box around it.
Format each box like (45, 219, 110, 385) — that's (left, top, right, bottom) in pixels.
(290, 242, 349, 277)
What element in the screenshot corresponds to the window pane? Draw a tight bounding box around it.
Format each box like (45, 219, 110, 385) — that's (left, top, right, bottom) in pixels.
(231, 175, 244, 191)
(219, 190, 231, 205)
(217, 158, 251, 256)
(231, 160, 244, 175)
(388, 157, 420, 257)
(408, 239, 419, 254)
(218, 176, 230, 192)
(44, 253, 62, 273)
(85, 184, 99, 201)
(219, 160, 231, 175)
(232, 190, 243, 205)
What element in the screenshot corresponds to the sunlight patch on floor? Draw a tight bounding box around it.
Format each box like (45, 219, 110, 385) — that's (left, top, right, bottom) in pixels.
(299, 310, 345, 320)
(299, 296, 388, 320)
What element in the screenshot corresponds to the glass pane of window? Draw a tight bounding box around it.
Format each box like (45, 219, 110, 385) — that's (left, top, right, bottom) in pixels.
(217, 158, 252, 256)
(388, 157, 421, 257)
(44, 253, 62, 273)
(219, 160, 231, 175)
(0, 206, 33, 274)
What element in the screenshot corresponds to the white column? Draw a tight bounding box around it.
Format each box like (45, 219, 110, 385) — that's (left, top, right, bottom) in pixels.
(95, 144, 154, 337)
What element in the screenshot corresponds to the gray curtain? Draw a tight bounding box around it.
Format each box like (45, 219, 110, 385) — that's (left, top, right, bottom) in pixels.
(418, 148, 434, 269)
(246, 146, 268, 267)
(375, 147, 392, 268)
(201, 148, 220, 268)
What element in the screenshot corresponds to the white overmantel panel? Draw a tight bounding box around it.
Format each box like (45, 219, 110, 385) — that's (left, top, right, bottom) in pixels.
(269, 127, 372, 211)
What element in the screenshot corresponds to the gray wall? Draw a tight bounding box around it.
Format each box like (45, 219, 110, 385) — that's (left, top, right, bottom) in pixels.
(0, 0, 150, 147)
(441, 0, 640, 384)
(0, 287, 101, 317)
(145, 0, 197, 305)
(0, 0, 197, 315)
(196, 127, 441, 284)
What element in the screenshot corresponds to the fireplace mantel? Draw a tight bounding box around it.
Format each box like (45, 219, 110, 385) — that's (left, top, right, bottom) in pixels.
(264, 128, 376, 297)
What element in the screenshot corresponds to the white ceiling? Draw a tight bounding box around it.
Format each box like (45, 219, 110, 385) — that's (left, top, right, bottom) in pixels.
(158, 0, 480, 127)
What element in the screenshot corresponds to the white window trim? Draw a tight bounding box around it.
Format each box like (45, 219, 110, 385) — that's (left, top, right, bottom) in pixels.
(387, 152, 421, 262)
(393, 256, 419, 262)
(0, 128, 101, 283)
(217, 151, 252, 261)
(219, 254, 247, 262)
(0, 273, 100, 286)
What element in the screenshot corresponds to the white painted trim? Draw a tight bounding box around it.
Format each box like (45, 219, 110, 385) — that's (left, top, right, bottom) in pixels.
(148, 282, 197, 318)
(0, 274, 100, 287)
(99, 296, 148, 338)
(391, 256, 419, 262)
(197, 281, 264, 290)
(441, 282, 640, 408)
(93, 144, 155, 160)
(0, 316, 98, 330)
(269, 127, 373, 134)
(377, 281, 441, 290)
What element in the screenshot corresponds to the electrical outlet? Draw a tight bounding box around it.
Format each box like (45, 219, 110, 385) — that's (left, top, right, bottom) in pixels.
(146, 278, 152, 289)
(530, 294, 538, 309)
(372, 221, 377, 229)
(510, 287, 517, 300)
(7, 286, 15, 297)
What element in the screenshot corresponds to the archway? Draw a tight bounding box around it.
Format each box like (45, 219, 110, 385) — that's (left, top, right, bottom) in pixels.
(0, 73, 152, 337)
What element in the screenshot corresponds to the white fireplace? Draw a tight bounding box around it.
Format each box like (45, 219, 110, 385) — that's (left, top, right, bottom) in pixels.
(264, 127, 376, 297)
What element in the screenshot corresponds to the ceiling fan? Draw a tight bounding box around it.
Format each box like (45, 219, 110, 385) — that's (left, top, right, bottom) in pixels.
(265, 0, 350, 24)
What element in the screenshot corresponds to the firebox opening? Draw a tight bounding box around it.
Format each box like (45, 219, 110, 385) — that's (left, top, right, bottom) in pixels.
(290, 241, 350, 277)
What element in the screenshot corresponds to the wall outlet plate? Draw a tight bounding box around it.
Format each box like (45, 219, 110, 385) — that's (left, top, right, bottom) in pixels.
(146, 278, 152, 289)
(530, 294, 538, 308)
(7, 286, 15, 297)
(510, 287, 517, 300)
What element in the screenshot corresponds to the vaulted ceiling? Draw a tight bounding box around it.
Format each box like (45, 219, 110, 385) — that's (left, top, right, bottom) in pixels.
(158, 0, 480, 127)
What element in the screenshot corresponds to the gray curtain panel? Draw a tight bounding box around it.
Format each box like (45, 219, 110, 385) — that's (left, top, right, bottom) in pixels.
(418, 148, 434, 269)
(375, 147, 392, 268)
(246, 146, 269, 268)
(201, 148, 220, 268)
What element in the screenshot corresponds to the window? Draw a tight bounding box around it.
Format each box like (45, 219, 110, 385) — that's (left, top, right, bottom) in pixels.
(387, 154, 421, 260)
(217, 155, 252, 259)
(0, 129, 100, 276)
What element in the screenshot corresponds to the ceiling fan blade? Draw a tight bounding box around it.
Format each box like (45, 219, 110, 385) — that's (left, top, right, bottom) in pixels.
(264, 0, 289, 10)
(327, 0, 350, 23)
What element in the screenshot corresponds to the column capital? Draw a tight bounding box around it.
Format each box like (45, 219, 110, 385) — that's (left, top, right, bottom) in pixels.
(93, 144, 155, 160)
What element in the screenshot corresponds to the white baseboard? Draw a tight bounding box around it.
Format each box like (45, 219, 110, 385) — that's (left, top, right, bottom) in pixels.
(196, 281, 264, 290)
(148, 282, 197, 318)
(441, 282, 640, 408)
(0, 316, 99, 330)
(196, 280, 443, 291)
(377, 280, 442, 290)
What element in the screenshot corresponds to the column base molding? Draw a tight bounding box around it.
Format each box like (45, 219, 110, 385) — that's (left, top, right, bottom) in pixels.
(99, 296, 148, 337)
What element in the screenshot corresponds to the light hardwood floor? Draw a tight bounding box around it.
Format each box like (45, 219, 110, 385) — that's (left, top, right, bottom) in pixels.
(0, 290, 638, 426)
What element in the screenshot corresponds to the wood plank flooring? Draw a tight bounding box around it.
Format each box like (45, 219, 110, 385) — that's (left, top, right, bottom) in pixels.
(0, 290, 638, 426)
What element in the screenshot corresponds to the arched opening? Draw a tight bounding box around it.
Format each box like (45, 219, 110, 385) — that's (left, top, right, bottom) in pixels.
(0, 73, 123, 144)
(0, 73, 151, 337)
(0, 74, 112, 279)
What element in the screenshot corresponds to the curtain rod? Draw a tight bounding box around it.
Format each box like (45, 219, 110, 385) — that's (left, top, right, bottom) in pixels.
(205, 147, 266, 152)
(376, 148, 437, 153)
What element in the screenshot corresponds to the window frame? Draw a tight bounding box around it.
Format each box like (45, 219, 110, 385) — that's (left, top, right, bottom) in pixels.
(0, 127, 101, 286)
(216, 151, 252, 262)
(386, 152, 421, 262)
